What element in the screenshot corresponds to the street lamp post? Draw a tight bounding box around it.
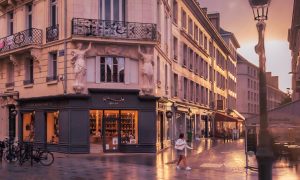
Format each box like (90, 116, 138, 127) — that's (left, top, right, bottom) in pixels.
(249, 0, 273, 180)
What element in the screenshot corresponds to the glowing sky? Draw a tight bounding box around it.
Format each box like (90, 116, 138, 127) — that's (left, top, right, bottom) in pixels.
(198, 0, 293, 91)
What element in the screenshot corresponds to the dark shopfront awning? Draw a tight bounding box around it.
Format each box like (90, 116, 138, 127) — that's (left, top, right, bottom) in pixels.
(214, 112, 239, 122)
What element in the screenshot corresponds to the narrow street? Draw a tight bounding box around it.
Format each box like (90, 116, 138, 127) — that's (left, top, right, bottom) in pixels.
(0, 139, 299, 180)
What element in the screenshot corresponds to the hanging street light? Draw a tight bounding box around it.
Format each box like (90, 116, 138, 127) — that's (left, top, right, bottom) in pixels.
(248, 0, 273, 180)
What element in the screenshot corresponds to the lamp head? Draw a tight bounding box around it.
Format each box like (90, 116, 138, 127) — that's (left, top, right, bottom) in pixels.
(249, 0, 271, 21)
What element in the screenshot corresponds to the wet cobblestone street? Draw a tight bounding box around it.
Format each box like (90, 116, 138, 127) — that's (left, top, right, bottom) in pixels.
(0, 139, 299, 180)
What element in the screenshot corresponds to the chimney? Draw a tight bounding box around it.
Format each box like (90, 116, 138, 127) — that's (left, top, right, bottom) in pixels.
(208, 13, 220, 32)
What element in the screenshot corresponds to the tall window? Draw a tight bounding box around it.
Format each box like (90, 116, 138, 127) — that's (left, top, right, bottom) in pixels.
(190, 81, 193, 102)
(99, 0, 125, 21)
(50, 0, 57, 26)
(46, 111, 59, 144)
(25, 58, 34, 84)
(173, 73, 178, 97)
(199, 30, 203, 47)
(188, 17, 193, 36)
(196, 84, 199, 103)
(189, 49, 193, 70)
(26, 4, 33, 29)
(181, 9, 187, 29)
(195, 54, 198, 74)
(100, 57, 124, 83)
(183, 44, 187, 67)
(173, 36, 178, 60)
(183, 77, 187, 100)
(47, 52, 57, 81)
(172, 0, 178, 24)
(204, 36, 208, 50)
(157, 56, 160, 84)
(7, 12, 14, 35)
(7, 62, 14, 83)
(194, 24, 198, 42)
(165, 64, 168, 92)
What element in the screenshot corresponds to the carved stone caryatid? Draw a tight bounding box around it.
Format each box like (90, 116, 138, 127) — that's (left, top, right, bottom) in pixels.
(30, 49, 42, 72)
(138, 45, 154, 95)
(71, 42, 92, 94)
(9, 54, 20, 75)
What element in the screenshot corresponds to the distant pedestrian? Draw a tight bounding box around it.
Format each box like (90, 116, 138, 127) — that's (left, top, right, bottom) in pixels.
(222, 129, 226, 143)
(175, 133, 193, 170)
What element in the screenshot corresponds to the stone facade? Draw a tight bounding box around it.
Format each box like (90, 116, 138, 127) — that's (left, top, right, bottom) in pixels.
(237, 54, 287, 119)
(288, 0, 300, 101)
(0, 0, 241, 153)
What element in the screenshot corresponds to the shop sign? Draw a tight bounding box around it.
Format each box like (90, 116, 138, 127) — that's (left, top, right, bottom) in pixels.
(103, 97, 125, 105)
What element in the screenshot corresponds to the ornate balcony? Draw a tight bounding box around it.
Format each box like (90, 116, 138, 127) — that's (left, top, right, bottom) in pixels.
(72, 18, 157, 41)
(0, 28, 42, 54)
(46, 24, 59, 43)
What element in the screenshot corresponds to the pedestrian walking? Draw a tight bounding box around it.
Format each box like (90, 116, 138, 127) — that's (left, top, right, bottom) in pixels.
(175, 133, 193, 170)
(222, 129, 226, 143)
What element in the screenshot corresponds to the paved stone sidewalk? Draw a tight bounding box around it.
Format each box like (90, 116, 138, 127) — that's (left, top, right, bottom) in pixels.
(0, 139, 299, 180)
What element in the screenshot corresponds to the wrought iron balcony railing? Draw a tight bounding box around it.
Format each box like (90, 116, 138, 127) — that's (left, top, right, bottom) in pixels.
(72, 18, 157, 41)
(0, 28, 42, 54)
(46, 25, 59, 43)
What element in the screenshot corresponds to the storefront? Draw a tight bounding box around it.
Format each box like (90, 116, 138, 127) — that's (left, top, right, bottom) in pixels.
(18, 89, 157, 153)
(214, 111, 241, 138)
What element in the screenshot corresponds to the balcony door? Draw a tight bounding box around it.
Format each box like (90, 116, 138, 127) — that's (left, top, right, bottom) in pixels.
(99, 0, 125, 21)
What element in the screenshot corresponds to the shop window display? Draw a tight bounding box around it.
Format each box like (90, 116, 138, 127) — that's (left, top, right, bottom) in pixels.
(22, 112, 35, 142)
(120, 111, 138, 144)
(46, 111, 59, 144)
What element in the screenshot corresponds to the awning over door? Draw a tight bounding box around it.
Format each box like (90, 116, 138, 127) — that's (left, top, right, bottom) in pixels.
(214, 112, 238, 122)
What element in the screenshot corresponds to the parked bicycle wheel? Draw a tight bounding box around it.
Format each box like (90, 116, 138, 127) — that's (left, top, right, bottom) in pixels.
(3, 150, 18, 162)
(39, 151, 54, 166)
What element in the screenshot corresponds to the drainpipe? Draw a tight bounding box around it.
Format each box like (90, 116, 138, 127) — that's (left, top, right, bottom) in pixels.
(63, 0, 67, 94)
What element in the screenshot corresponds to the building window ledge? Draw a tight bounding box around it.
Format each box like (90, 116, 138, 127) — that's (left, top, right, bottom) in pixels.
(24, 84, 34, 88)
(47, 80, 58, 85)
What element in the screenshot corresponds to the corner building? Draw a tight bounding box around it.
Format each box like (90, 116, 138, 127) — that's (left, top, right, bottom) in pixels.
(0, 0, 240, 153)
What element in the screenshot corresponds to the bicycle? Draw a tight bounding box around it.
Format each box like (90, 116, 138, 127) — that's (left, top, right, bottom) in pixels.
(31, 147, 54, 166)
(2, 139, 20, 163)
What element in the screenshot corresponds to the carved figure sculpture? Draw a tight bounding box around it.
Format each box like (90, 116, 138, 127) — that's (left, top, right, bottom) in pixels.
(138, 46, 154, 95)
(71, 42, 92, 93)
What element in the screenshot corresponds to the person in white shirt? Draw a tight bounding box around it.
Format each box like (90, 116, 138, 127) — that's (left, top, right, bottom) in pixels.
(175, 133, 193, 170)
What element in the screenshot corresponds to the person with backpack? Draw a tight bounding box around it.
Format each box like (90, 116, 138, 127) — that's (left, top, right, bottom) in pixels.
(175, 133, 193, 170)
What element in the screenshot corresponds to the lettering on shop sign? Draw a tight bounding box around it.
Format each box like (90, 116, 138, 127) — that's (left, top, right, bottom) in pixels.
(103, 97, 125, 105)
(23, 101, 68, 108)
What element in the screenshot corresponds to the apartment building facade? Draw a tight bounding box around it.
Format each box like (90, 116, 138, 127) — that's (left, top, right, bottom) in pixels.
(237, 54, 287, 119)
(0, 0, 241, 153)
(288, 0, 300, 101)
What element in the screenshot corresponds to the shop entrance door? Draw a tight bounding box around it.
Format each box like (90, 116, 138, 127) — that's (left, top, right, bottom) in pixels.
(103, 110, 120, 152)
